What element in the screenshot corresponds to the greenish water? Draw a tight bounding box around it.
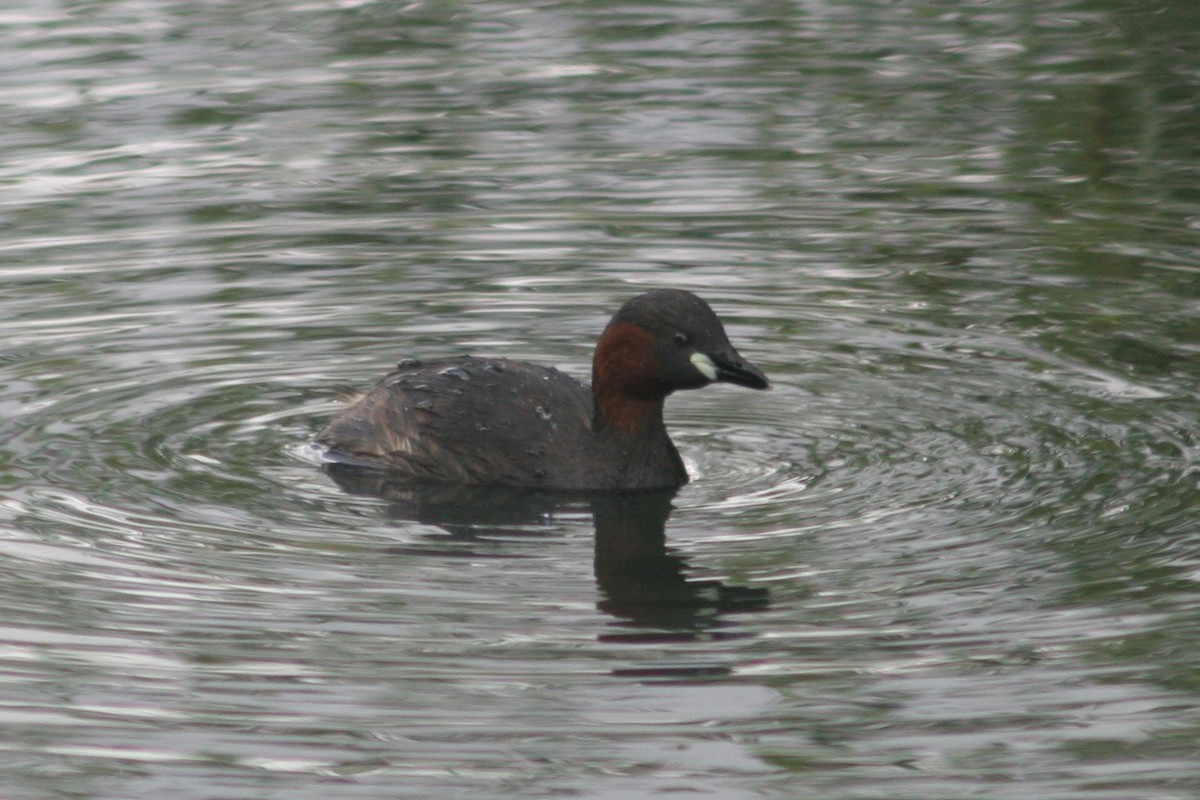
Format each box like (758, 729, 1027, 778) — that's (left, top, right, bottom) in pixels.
(2, 1, 1199, 798)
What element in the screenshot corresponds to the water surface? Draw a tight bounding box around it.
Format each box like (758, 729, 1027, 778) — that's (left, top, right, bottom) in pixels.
(2, 1, 1200, 798)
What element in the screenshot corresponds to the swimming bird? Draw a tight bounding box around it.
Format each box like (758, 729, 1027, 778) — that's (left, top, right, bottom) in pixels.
(315, 289, 768, 490)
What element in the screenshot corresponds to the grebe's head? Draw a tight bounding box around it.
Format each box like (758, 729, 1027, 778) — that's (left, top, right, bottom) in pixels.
(593, 289, 769, 402)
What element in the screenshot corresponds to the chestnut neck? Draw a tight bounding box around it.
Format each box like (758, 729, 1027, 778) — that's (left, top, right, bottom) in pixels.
(590, 321, 668, 438)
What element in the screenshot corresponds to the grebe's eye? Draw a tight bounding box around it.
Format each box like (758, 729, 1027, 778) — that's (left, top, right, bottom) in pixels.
(674, 332, 691, 348)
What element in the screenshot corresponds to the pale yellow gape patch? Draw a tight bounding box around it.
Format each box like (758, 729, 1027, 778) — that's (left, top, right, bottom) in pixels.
(689, 351, 718, 381)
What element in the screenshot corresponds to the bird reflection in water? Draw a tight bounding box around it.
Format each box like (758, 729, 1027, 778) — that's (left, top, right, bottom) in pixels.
(323, 464, 770, 646)
(591, 490, 768, 642)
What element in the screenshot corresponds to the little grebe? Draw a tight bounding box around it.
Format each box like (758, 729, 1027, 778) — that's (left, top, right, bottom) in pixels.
(315, 289, 768, 490)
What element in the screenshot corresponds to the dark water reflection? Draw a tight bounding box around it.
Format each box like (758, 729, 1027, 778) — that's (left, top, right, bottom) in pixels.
(326, 465, 770, 645)
(2, 0, 1200, 797)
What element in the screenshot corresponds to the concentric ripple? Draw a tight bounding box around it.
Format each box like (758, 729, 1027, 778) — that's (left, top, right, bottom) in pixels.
(2, 0, 1199, 795)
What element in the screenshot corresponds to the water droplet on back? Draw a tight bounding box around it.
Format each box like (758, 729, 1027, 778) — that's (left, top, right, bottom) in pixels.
(439, 366, 471, 381)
